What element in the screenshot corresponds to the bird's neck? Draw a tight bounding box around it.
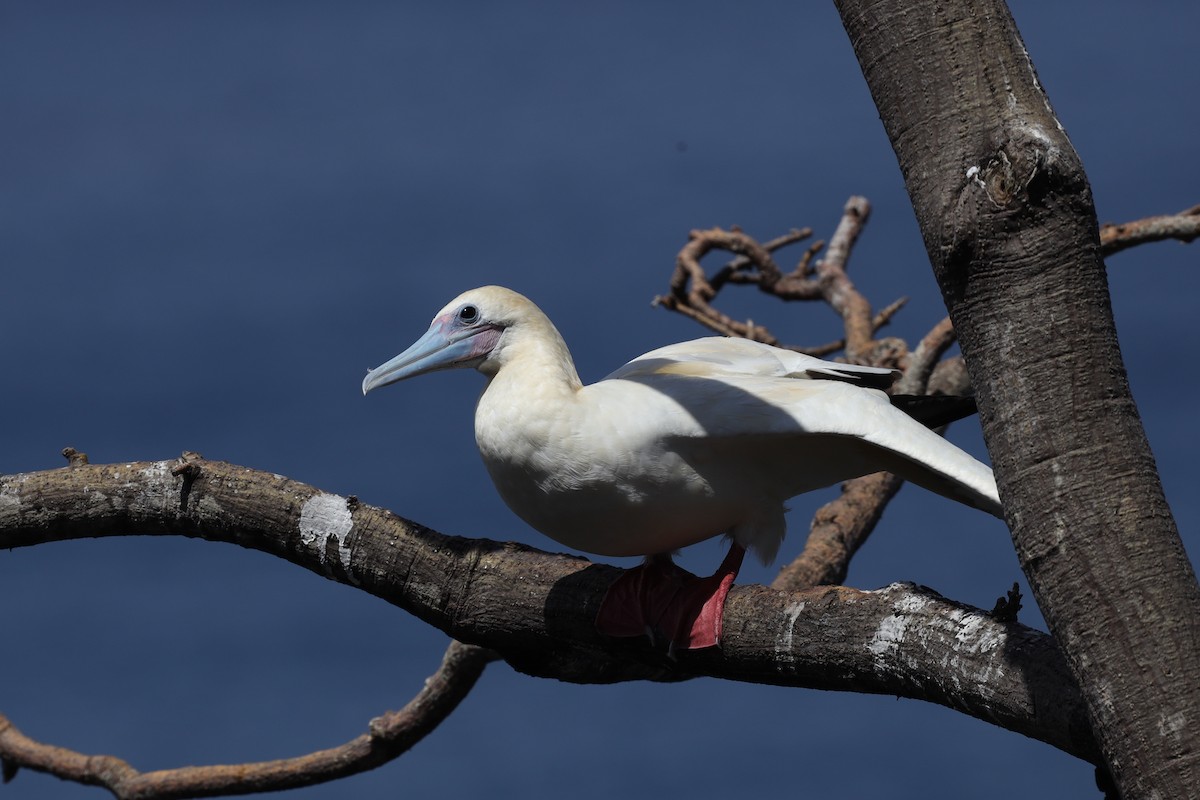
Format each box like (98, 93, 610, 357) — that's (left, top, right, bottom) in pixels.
(482, 321, 583, 396)
(474, 321, 583, 468)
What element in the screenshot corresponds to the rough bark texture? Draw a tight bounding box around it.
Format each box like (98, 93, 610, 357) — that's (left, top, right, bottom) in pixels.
(0, 458, 1099, 763)
(834, 2, 1200, 797)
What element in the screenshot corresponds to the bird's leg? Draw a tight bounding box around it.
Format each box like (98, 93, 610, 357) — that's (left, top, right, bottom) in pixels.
(595, 544, 746, 650)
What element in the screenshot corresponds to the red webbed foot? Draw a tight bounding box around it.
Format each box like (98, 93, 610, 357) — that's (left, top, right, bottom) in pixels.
(595, 545, 745, 651)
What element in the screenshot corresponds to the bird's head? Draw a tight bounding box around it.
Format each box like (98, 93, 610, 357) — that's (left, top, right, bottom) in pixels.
(362, 285, 547, 395)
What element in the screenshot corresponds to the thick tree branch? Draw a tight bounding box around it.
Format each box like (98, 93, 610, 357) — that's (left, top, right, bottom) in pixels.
(835, 2, 1200, 797)
(1, 457, 1098, 774)
(0, 641, 496, 800)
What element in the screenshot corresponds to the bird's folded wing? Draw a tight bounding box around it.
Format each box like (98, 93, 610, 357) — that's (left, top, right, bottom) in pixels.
(597, 366, 1003, 519)
(605, 337, 898, 389)
(721, 376, 1002, 517)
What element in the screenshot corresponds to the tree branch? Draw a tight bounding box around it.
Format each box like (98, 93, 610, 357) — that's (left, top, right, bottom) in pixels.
(814, 196, 875, 360)
(0, 641, 496, 800)
(1100, 205, 1200, 256)
(835, 1, 1200, 796)
(712, 228, 814, 291)
(0, 457, 1100, 779)
(655, 226, 810, 345)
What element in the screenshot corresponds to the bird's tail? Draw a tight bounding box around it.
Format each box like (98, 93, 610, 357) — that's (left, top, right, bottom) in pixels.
(862, 438, 1004, 519)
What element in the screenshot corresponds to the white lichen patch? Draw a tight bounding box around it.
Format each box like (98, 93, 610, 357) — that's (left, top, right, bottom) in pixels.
(867, 587, 927, 660)
(894, 592, 931, 614)
(128, 461, 173, 507)
(299, 492, 356, 581)
(865, 586, 1009, 697)
(950, 608, 1007, 654)
(867, 613, 910, 658)
(921, 605, 1008, 700)
(776, 600, 807, 655)
(1159, 710, 1186, 741)
(0, 481, 21, 512)
(139, 461, 172, 482)
(859, 583, 1018, 702)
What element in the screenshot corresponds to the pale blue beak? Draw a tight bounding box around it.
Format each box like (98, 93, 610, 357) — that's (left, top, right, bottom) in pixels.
(362, 316, 498, 395)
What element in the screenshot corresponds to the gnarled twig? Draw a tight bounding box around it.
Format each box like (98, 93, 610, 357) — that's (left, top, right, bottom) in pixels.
(0, 640, 496, 800)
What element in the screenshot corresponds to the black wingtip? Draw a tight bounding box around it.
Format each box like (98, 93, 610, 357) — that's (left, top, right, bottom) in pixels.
(890, 393, 978, 428)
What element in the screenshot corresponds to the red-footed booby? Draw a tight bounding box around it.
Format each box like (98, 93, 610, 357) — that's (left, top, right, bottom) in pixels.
(363, 286, 1002, 650)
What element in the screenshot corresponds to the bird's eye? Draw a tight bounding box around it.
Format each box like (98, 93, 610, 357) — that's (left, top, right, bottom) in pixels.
(459, 304, 479, 324)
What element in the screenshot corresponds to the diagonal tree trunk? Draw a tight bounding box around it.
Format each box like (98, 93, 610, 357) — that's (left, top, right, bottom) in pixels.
(833, 1, 1200, 797)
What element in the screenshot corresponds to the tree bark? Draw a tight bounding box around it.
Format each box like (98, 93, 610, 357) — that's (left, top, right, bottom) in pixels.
(834, 1, 1200, 797)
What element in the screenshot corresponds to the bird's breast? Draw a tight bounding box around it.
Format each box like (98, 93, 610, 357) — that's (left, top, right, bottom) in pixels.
(473, 381, 745, 557)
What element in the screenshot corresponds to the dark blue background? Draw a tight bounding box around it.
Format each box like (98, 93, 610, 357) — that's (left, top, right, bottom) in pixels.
(3, 3, 1196, 798)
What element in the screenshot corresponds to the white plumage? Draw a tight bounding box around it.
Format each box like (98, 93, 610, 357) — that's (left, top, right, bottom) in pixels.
(363, 286, 1001, 569)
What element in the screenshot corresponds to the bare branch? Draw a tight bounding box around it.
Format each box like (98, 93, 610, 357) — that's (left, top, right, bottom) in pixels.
(1100, 205, 1200, 256)
(872, 296, 909, 333)
(928, 354, 971, 396)
(655, 202, 894, 359)
(795, 238, 825, 277)
(711, 227, 814, 291)
(0, 641, 496, 799)
(814, 196, 876, 360)
(897, 316, 957, 394)
(654, 227, 802, 344)
(656, 198, 909, 368)
(0, 458, 1096, 769)
(654, 286, 782, 343)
